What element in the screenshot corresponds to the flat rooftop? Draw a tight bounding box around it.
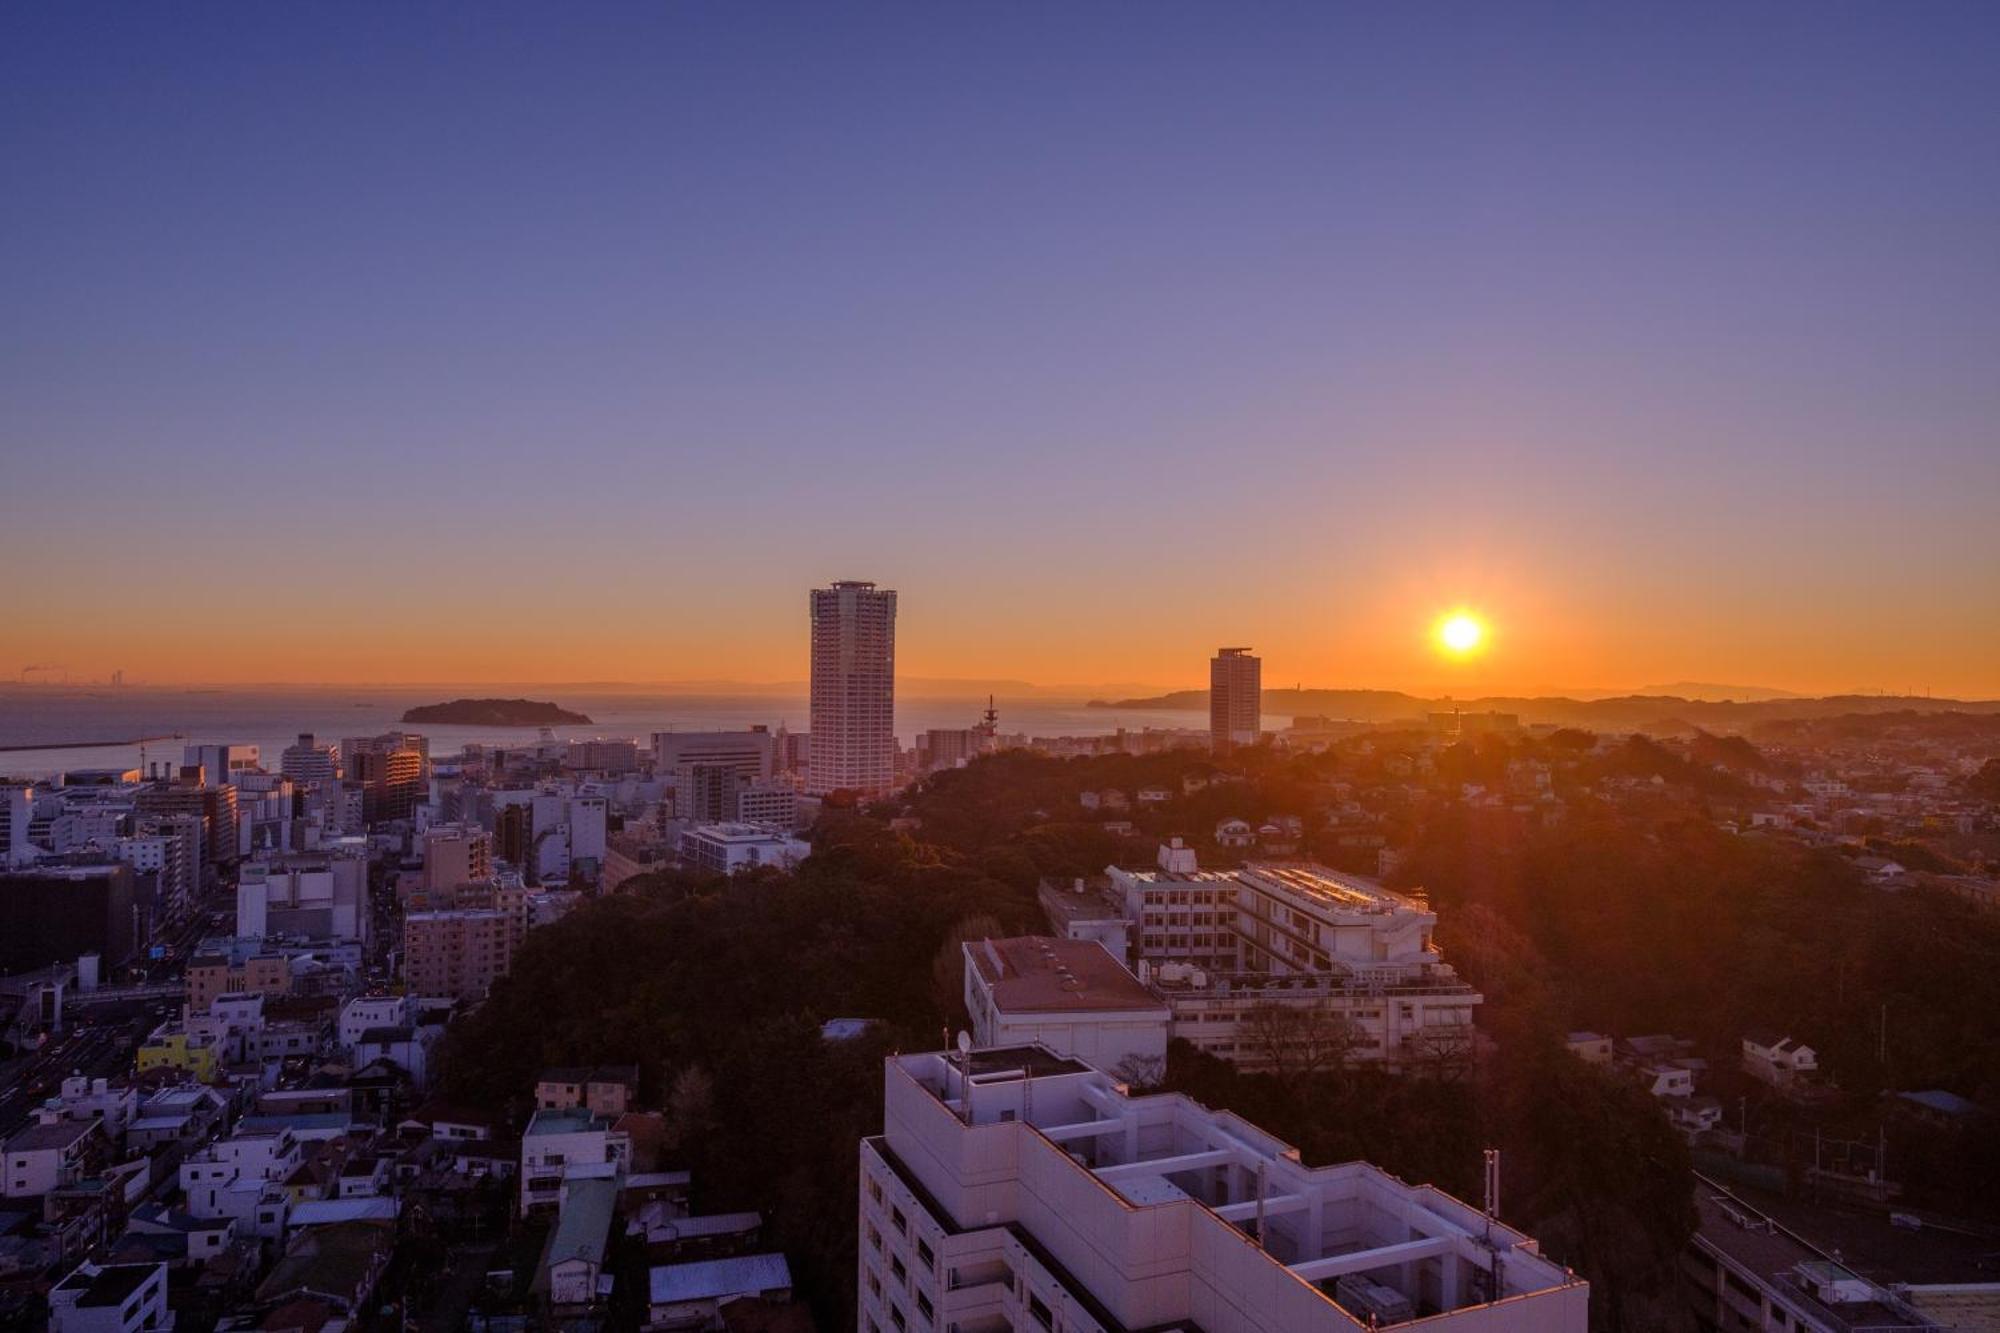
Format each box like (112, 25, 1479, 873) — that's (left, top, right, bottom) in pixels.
(1238, 862, 1417, 914)
(1692, 1183, 1942, 1331)
(969, 937, 1165, 1014)
(525, 1107, 605, 1136)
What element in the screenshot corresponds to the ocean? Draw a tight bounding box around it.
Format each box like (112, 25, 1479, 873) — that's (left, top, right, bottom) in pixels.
(0, 686, 1221, 779)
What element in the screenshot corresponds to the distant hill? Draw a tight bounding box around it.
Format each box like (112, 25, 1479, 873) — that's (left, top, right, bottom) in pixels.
(401, 697, 592, 726)
(1630, 682, 1804, 702)
(1087, 688, 2000, 734)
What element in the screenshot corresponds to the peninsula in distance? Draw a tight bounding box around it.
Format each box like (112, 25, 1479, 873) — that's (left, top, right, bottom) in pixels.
(399, 697, 593, 726)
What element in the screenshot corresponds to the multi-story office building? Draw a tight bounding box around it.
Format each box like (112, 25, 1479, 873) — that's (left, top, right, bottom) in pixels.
(279, 733, 339, 785)
(1210, 646, 1262, 752)
(343, 735, 425, 825)
(422, 824, 493, 892)
(2, 786, 35, 868)
(0, 865, 137, 974)
(182, 743, 260, 784)
(562, 738, 640, 773)
(1106, 843, 1481, 1070)
(402, 908, 515, 1001)
(858, 1043, 1588, 1333)
(236, 850, 369, 945)
(678, 763, 747, 825)
(808, 580, 897, 796)
(923, 728, 980, 771)
(655, 728, 778, 809)
(737, 779, 802, 829)
(134, 776, 239, 872)
(113, 821, 196, 930)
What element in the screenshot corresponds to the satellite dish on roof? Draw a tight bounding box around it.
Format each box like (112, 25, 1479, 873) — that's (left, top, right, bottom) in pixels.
(956, 1030, 973, 1055)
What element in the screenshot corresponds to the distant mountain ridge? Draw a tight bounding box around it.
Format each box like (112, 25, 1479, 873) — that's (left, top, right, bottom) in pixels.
(1087, 688, 2000, 733)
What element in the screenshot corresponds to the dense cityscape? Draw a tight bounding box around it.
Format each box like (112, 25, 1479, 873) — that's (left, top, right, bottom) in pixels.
(0, 579, 1994, 1330)
(8, 5, 2000, 1332)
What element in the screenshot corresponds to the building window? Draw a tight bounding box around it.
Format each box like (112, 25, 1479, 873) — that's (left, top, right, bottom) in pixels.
(891, 1205, 907, 1234)
(916, 1237, 934, 1269)
(1029, 1293, 1054, 1329)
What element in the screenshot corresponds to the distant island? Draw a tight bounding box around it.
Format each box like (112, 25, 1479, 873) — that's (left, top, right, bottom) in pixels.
(400, 697, 592, 726)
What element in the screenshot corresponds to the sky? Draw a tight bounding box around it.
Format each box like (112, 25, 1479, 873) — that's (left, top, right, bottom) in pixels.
(4, 3, 1998, 697)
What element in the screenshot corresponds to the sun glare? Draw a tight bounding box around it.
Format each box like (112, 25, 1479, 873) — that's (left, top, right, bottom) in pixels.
(1437, 612, 1485, 656)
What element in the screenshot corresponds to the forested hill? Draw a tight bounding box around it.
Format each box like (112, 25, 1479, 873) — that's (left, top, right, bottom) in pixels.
(1089, 688, 2000, 732)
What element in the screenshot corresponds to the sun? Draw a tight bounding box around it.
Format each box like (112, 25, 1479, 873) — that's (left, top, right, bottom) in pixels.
(1436, 612, 1485, 656)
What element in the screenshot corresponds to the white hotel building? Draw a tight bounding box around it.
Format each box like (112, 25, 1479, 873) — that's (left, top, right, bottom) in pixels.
(858, 1044, 1587, 1333)
(1105, 842, 1480, 1069)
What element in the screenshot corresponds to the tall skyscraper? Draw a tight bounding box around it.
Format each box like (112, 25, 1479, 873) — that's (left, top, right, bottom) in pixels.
(1210, 646, 1262, 752)
(808, 580, 897, 796)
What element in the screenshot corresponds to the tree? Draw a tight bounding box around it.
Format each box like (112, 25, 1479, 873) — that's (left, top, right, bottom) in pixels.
(664, 1064, 716, 1152)
(1110, 1052, 1166, 1090)
(931, 913, 1004, 1029)
(1240, 1002, 1360, 1088)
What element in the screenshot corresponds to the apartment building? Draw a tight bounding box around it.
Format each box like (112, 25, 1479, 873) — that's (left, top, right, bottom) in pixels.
(1210, 646, 1262, 753)
(402, 909, 515, 1002)
(422, 823, 493, 891)
(858, 1043, 1587, 1333)
(808, 580, 897, 796)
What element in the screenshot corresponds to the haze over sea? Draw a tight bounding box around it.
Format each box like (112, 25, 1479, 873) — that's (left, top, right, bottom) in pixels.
(0, 686, 1243, 779)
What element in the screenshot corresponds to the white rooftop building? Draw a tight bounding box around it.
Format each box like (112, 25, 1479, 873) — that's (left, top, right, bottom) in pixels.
(964, 937, 1169, 1081)
(1106, 845, 1481, 1070)
(678, 823, 811, 876)
(859, 1044, 1586, 1332)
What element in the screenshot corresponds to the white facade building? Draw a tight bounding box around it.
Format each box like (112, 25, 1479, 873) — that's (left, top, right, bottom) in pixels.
(678, 823, 811, 876)
(1106, 845, 1481, 1070)
(48, 1261, 172, 1333)
(859, 1044, 1587, 1333)
(964, 937, 1169, 1079)
(236, 851, 368, 944)
(808, 580, 897, 796)
(521, 1108, 629, 1215)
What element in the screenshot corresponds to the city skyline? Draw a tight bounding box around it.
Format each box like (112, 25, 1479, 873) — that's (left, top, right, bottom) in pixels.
(4, 5, 1999, 696)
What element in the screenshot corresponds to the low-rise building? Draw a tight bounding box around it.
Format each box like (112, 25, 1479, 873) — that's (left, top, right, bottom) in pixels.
(47, 1260, 171, 1333)
(521, 1108, 630, 1216)
(649, 1253, 794, 1331)
(677, 823, 811, 876)
(1743, 1031, 1819, 1091)
(4, 1119, 108, 1199)
(536, 1066, 640, 1117)
(963, 937, 1169, 1080)
(1686, 1178, 1945, 1331)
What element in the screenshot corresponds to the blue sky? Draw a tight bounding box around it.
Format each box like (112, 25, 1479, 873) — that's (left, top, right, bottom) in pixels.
(4, 3, 1997, 692)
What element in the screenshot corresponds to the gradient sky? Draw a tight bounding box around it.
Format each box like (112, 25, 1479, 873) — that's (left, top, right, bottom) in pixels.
(5, 3, 1998, 696)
